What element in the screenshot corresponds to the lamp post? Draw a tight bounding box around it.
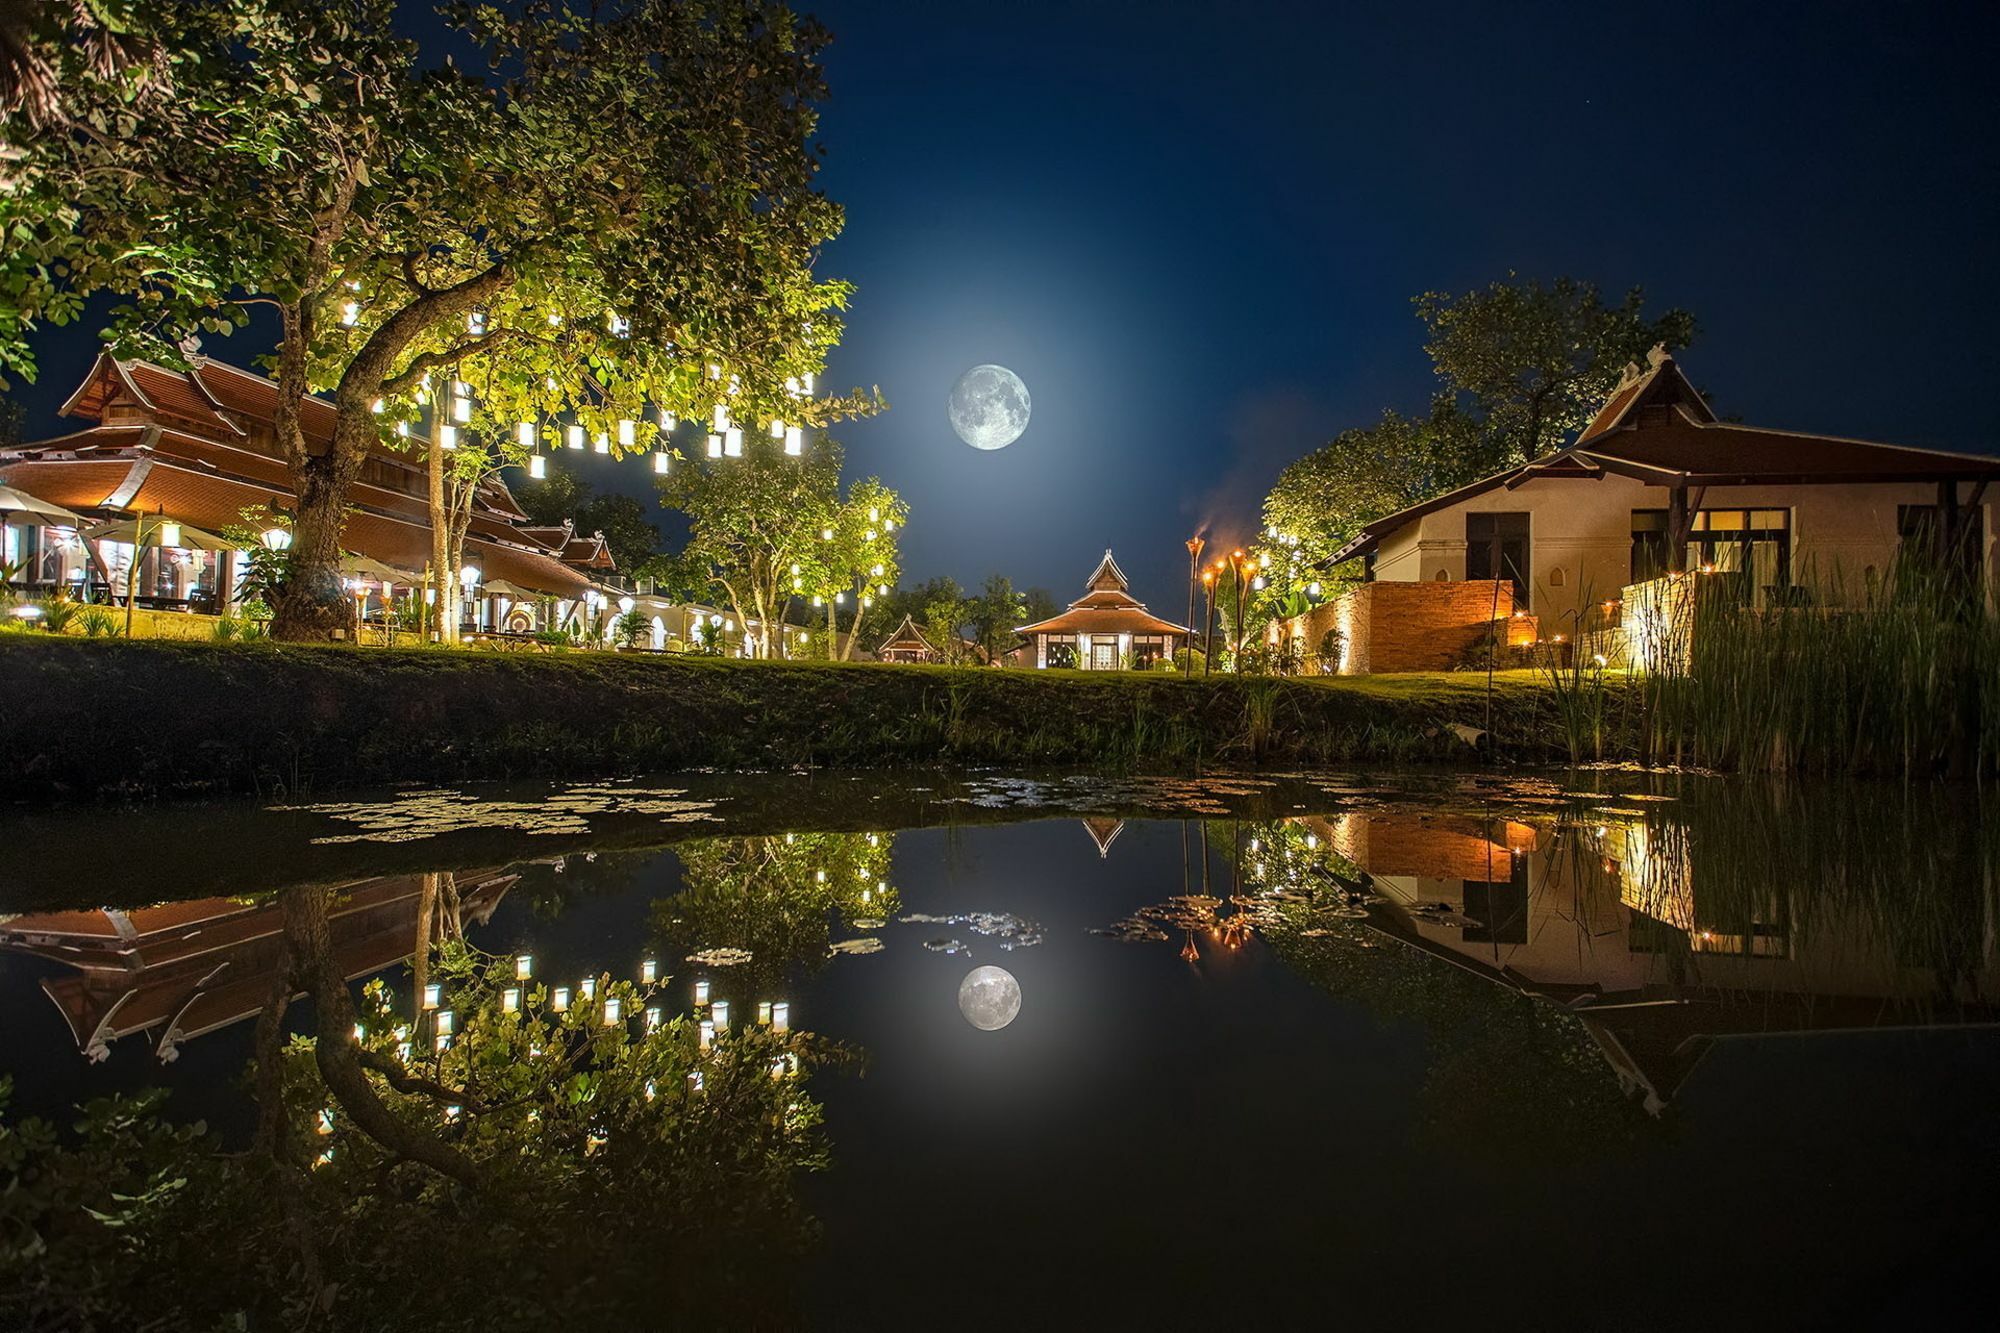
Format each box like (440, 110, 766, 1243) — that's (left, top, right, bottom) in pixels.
(1202, 567, 1218, 677)
(1184, 534, 1205, 669)
(1228, 550, 1250, 671)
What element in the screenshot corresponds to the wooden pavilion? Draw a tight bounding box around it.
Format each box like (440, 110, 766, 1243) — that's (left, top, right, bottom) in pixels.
(876, 614, 940, 663)
(1017, 549, 1191, 669)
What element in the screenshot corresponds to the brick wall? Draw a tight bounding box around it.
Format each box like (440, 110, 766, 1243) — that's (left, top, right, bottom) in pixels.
(1281, 580, 1517, 673)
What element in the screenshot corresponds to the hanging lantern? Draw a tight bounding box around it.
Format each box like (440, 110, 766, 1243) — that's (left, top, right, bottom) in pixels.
(516, 954, 533, 979)
(871, 563, 883, 576)
(653, 450, 670, 474)
(340, 301, 359, 326)
(770, 419, 786, 438)
(712, 403, 730, 431)
(159, 521, 181, 548)
(452, 395, 471, 425)
(502, 986, 520, 1013)
(641, 959, 657, 984)
(802, 372, 815, 393)
(698, 1020, 714, 1051)
(694, 979, 710, 1005)
(435, 1010, 453, 1035)
(706, 433, 723, 459)
(423, 984, 441, 1010)
(758, 1001, 773, 1025)
(617, 418, 635, 448)
(784, 426, 803, 455)
(657, 408, 676, 429)
(723, 427, 743, 457)
(591, 432, 608, 454)
(868, 506, 880, 522)
(884, 519, 896, 532)
(438, 425, 458, 449)
(516, 421, 535, 448)
(552, 986, 571, 1012)
(580, 977, 596, 1000)
(711, 1000, 730, 1030)
(566, 425, 584, 450)
(468, 309, 486, 334)
(772, 1002, 790, 1034)
(529, 454, 547, 480)
(645, 1006, 662, 1031)
(603, 997, 622, 1025)
(371, 398, 385, 414)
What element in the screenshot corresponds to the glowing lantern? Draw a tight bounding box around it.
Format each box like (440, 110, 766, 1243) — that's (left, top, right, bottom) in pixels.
(770, 419, 786, 438)
(515, 955, 533, 980)
(617, 418, 635, 448)
(711, 1000, 730, 1030)
(784, 425, 803, 455)
(452, 395, 471, 425)
(438, 425, 458, 449)
(516, 421, 535, 448)
(657, 408, 677, 429)
(772, 1002, 790, 1033)
(698, 1020, 714, 1051)
(706, 433, 723, 458)
(645, 1006, 662, 1031)
(653, 451, 670, 474)
(593, 431, 609, 454)
(435, 1010, 453, 1035)
(694, 979, 710, 1005)
(263, 528, 292, 551)
(529, 454, 547, 480)
(712, 403, 729, 431)
(423, 984, 441, 1010)
(566, 425, 584, 450)
(603, 997, 622, 1024)
(502, 986, 520, 1013)
(580, 977, 596, 1000)
(723, 427, 743, 457)
(552, 987, 571, 1012)
(158, 521, 181, 548)
(340, 301, 359, 326)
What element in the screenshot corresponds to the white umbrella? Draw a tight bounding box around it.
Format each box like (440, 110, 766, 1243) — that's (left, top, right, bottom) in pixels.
(0, 484, 83, 526)
(85, 516, 237, 551)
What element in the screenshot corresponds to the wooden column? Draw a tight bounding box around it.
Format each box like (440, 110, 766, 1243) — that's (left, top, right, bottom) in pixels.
(1666, 485, 1688, 574)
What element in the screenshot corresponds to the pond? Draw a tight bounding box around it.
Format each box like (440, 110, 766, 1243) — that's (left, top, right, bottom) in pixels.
(2, 770, 1996, 1328)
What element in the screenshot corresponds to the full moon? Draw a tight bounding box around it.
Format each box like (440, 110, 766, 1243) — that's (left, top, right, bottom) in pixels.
(957, 964, 1022, 1031)
(947, 364, 1031, 451)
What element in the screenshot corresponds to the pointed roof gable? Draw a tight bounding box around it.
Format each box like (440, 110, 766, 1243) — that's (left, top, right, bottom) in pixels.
(1016, 547, 1192, 637)
(877, 613, 937, 656)
(1080, 817, 1125, 858)
(1084, 549, 1130, 593)
(1578, 344, 1715, 444)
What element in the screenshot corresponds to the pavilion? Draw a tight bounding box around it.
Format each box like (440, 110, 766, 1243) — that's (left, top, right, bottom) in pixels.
(1017, 549, 1191, 669)
(876, 614, 940, 663)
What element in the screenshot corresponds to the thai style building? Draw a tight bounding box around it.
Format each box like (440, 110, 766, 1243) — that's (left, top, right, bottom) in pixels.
(0, 352, 619, 636)
(876, 614, 940, 663)
(1017, 549, 1191, 669)
(1279, 348, 2000, 671)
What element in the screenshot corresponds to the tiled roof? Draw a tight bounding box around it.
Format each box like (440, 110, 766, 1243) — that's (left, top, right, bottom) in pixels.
(1016, 605, 1193, 637)
(877, 614, 936, 655)
(1330, 353, 2000, 564)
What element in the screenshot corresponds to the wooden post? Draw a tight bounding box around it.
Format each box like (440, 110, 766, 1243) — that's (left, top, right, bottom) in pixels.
(1666, 485, 1688, 575)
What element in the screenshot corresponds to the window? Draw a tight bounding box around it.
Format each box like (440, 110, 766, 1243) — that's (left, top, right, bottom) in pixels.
(1632, 508, 1792, 606)
(1466, 512, 1530, 608)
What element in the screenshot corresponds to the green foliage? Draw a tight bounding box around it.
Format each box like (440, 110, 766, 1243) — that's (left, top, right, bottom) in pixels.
(1257, 275, 1697, 595)
(74, 605, 122, 638)
(0, 934, 837, 1328)
(612, 608, 649, 649)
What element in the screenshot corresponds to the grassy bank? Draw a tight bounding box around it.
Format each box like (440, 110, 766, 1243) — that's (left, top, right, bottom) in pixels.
(0, 637, 1570, 801)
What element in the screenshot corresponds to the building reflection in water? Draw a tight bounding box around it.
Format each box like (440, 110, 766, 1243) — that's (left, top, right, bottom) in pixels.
(1109, 800, 2000, 1111)
(0, 870, 517, 1063)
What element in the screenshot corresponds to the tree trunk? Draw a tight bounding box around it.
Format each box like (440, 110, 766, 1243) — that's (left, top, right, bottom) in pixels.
(280, 884, 483, 1191)
(429, 437, 455, 645)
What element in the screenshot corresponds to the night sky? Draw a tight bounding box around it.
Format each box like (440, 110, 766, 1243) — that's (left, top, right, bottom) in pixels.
(14, 1, 1998, 607)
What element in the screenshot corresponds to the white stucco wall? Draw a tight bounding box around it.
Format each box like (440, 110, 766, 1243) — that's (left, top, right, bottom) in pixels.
(1368, 475, 1995, 627)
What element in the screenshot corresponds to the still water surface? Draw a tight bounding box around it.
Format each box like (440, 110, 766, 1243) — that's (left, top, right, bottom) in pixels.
(2, 770, 1995, 1328)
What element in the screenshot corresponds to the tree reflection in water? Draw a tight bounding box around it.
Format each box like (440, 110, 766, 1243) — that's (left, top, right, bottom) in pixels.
(654, 831, 902, 995)
(0, 879, 833, 1330)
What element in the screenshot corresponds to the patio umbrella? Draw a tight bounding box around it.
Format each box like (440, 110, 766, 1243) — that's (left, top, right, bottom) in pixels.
(481, 577, 541, 599)
(340, 552, 415, 583)
(0, 484, 83, 527)
(85, 516, 237, 551)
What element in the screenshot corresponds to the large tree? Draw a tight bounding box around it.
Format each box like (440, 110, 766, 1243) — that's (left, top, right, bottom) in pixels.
(4, 0, 867, 640)
(811, 475, 907, 659)
(1415, 274, 1696, 470)
(656, 429, 844, 657)
(1252, 275, 1698, 625)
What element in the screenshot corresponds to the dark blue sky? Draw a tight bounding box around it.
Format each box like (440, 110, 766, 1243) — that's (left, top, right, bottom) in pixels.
(16, 1, 1998, 605)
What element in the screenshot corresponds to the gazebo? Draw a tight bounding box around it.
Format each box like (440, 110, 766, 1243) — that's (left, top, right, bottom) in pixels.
(876, 614, 940, 663)
(1017, 550, 1191, 670)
